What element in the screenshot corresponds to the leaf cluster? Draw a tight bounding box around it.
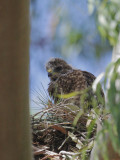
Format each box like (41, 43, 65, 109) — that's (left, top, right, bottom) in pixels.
(88, 0, 120, 46)
(92, 58, 120, 159)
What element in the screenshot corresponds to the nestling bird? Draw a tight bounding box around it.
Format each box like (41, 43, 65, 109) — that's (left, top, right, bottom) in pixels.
(45, 58, 104, 159)
(46, 58, 104, 110)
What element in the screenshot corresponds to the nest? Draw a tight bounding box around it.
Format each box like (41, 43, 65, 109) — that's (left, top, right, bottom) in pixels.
(31, 98, 98, 160)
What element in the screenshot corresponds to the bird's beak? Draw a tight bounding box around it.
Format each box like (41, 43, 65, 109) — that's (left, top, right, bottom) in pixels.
(47, 69, 52, 73)
(47, 68, 53, 77)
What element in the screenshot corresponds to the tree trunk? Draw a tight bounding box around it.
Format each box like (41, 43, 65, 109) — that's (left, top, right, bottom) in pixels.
(0, 1, 32, 160)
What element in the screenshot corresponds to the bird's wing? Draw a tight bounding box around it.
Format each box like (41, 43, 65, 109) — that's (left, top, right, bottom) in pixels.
(82, 71, 96, 87)
(82, 70, 105, 107)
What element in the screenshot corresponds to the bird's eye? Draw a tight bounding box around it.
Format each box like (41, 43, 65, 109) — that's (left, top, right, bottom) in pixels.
(54, 66, 62, 72)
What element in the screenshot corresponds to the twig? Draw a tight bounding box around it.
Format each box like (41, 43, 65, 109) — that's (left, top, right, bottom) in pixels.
(58, 136, 69, 150)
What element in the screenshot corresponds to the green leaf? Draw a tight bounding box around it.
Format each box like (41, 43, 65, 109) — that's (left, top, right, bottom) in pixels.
(57, 91, 80, 99)
(73, 110, 83, 127)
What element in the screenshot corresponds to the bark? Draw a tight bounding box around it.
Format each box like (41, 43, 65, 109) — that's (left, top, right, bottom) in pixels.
(0, 1, 32, 160)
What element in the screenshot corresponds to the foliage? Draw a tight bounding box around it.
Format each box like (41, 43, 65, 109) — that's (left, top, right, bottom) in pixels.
(87, 0, 120, 158)
(93, 58, 120, 159)
(104, 59, 120, 151)
(88, 0, 120, 46)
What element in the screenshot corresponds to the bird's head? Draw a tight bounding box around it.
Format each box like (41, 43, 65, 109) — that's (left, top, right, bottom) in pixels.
(46, 58, 72, 81)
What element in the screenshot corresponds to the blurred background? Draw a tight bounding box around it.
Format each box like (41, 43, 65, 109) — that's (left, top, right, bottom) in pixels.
(30, 0, 112, 113)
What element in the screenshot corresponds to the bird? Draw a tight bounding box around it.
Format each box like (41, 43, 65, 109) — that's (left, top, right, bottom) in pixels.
(45, 58, 105, 160)
(46, 58, 104, 110)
